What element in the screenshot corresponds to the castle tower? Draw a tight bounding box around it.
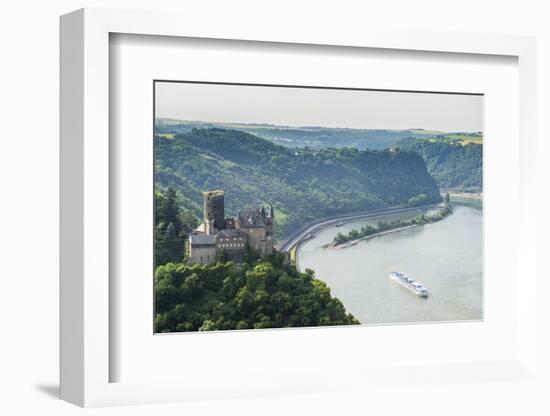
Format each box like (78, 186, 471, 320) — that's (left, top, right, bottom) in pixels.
(205, 218, 215, 235)
(203, 190, 225, 232)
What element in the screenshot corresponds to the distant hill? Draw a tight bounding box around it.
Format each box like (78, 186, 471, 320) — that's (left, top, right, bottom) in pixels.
(396, 137, 482, 193)
(155, 128, 442, 239)
(155, 119, 481, 150)
(155, 119, 409, 149)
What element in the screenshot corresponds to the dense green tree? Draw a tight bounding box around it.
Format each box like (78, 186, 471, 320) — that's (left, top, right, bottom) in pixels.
(156, 188, 181, 232)
(407, 193, 429, 207)
(154, 255, 360, 332)
(164, 222, 176, 240)
(334, 232, 346, 244)
(155, 188, 199, 266)
(397, 137, 482, 193)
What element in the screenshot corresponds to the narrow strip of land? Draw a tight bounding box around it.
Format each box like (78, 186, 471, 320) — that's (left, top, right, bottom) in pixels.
(276, 204, 439, 253)
(326, 224, 418, 250)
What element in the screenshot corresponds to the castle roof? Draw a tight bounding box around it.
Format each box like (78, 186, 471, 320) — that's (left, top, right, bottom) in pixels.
(238, 208, 268, 228)
(189, 233, 216, 246)
(195, 223, 206, 233)
(216, 229, 248, 238)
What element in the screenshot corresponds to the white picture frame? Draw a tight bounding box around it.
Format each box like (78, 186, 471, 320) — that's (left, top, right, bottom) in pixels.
(60, 7, 537, 407)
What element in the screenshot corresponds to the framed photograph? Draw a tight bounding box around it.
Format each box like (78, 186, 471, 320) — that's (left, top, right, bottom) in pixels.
(60, 8, 538, 407)
(152, 80, 482, 332)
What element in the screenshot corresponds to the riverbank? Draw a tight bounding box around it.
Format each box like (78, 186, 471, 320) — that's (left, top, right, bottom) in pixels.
(277, 203, 441, 253)
(325, 224, 418, 250)
(327, 203, 453, 249)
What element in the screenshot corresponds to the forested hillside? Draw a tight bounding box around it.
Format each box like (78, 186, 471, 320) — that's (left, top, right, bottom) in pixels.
(396, 138, 482, 193)
(155, 253, 359, 332)
(154, 128, 442, 239)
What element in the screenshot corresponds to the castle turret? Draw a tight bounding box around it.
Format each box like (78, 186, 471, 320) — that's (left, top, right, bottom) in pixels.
(203, 190, 225, 232)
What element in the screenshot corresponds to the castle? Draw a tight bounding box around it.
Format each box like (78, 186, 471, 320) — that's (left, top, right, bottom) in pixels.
(187, 190, 275, 264)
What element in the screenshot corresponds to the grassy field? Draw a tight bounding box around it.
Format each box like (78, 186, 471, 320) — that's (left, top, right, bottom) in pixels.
(157, 133, 176, 139)
(443, 134, 483, 144)
(419, 133, 482, 145)
(408, 129, 482, 145)
(408, 129, 445, 135)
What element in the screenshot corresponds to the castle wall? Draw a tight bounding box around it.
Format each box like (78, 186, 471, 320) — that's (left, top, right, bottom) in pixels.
(188, 244, 217, 265)
(241, 227, 273, 257)
(225, 217, 235, 229)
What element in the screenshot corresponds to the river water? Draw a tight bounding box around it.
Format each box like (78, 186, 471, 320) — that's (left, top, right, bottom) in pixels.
(297, 197, 483, 325)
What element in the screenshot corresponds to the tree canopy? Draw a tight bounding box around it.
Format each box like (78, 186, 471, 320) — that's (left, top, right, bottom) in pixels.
(155, 188, 198, 266)
(155, 253, 360, 332)
(397, 137, 482, 193)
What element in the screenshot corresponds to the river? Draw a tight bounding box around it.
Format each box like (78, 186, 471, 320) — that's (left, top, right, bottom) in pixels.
(297, 197, 483, 325)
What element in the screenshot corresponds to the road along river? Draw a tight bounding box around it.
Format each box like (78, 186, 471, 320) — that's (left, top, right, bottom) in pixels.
(296, 197, 483, 325)
(277, 204, 440, 253)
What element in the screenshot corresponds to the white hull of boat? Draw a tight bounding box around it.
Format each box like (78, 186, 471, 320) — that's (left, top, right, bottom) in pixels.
(389, 272, 429, 298)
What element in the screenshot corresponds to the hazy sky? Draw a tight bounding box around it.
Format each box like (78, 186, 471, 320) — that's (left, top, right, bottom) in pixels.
(155, 82, 483, 132)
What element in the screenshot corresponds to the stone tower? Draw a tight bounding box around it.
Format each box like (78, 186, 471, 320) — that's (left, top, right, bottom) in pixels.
(203, 190, 225, 233)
